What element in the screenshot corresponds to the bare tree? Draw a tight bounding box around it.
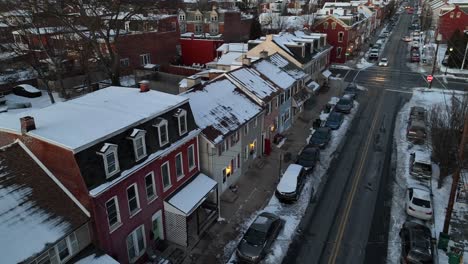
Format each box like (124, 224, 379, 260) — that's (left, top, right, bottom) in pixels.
(429, 94, 468, 187)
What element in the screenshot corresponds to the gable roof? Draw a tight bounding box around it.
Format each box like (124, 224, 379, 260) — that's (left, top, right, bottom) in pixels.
(0, 87, 188, 153)
(226, 67, 281, 102)
(0, 141, 89, 263)
(314, 15, 351, 29)
(182, 77, 262, 144)
(251, 59, 296, 89)
(267, 53, 307, 80)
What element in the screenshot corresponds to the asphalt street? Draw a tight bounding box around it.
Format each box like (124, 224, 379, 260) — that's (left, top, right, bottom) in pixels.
(280, 4, 468, 264)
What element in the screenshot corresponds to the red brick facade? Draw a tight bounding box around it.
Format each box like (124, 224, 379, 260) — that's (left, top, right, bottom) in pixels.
(438, 5, 468, 42)
(179, 38, 224, 65)
(313, 17, 352, 64)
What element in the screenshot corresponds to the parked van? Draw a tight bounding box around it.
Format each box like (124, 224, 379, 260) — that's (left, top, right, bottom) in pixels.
(410, 151, 432, 180)
(276, 164, 308, 203)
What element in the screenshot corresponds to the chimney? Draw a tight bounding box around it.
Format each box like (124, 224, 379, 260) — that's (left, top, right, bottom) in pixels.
(139, 80, 150, 93)
(20, 116, 35, 134)
(260, 50, 269, 59)
(242, 55, 251, 66)
(186, 76, 201, 89)
(266, 34, 273, 42)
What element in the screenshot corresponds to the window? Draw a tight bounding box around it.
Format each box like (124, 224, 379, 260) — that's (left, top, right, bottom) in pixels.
(127, 225, 146, 263)
(175, 153, 184, 179)
(211, 15, 218, 21)
(336, 47, 342, 58)
(230, 131, 239, 146)
(106, 197, 121, 230)
(127, 184, 140, 216)
(456, 12, 461, 18)
(188, 144, 196, 170)
(145, 172, 157, 201)
(57, 239, 70, 261)
(244, 145, 249, 161)
(450, 12, 454, 18)
(254, 116, 258, 127)
(154, 118, 169, 147)
(128, 129, 147, 161)
(266, 101, 272, 114)
(98, 144, 120, 178)
(244, 124, 249, 135)
(120, 58, 129, 67)
(338, 32, 344, 42)
(323, 22, 328, 29)
(282, 109, 291, 124)
(331, 22, 336, 30)
(140, 53, 151, 66)
(179, 15, 185, 21)
(176, 109, 187, 135)
(161, 161, 171, 190)
(275, 96, 279, 108)
(286, 88, 291, 100)
(195, 24, 203, 34)
(237, 153, 240, 168)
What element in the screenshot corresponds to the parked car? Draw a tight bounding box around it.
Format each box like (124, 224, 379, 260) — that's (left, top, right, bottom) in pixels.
(379, 58, 389, 67)
(369, 51, 379, 60)
(411, 52, 420, 63)
(402, 36, 412, 42)
(276, 164, 308, 202)
(236, 212, 284, 263)
(406, 185, 432, 221)
(12, 84, 42, 98)
(309, 127, 332, 149)
(399, 221, 434, 264)
(335, 96, 354, 114)
(410, 106, 426, 120)
(326, 111, 344, 130)
(407, 119, 426, 144)
(410, 151, 432, 180)
(295, 146, 320, 172)
(344, 83, 358, 99)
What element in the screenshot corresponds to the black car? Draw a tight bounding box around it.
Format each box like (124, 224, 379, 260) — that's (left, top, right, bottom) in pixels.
(296, 146, 320, 172)
(12, 84, 42, 98)
(309, 127, 331, 149)
(399, 221, 433, 264)
(325, 111, 344, 130)
(344, 83, 358, 99)
(335, 96, 354, 114)
(236, 212, 284, 263)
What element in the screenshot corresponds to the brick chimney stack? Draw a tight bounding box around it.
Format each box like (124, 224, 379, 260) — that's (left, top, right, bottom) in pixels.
(20, 116, 36, 134)
(139, 80, 150, 93)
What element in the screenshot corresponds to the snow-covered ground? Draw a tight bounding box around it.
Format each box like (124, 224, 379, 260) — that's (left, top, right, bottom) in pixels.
(226, 97, 359, 264)
(356, 58, 375, 70)
(387, 88, 468, 264)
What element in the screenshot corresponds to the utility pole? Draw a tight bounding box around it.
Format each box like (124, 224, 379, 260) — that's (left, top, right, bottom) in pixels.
(429, 33, 442, 89)
(443, 116, 468, 234)
(461, 39, 468, 70)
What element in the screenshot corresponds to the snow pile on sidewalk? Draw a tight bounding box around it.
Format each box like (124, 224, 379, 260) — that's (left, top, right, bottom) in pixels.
(386, 88, 468, 264)
(226, 98, 359, 264)
(356, 58, 374, 70)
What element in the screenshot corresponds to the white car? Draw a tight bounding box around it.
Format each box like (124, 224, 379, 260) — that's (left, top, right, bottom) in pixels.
(406, 186, 432, 221)
(402, 36, 412, 42)
(379, 58, 389, 66)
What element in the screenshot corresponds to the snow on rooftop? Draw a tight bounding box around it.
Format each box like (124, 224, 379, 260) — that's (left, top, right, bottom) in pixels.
(0, 87, 187, 152)
(277, 164, 303, 193)
(228, 67, 280, 100)
(75, 253, 119, 264)
(168, 173, 217, 215)
(217, 52, 243, 66)
(217, 43, 248, 53)
(268, 53, 306, 80)
(182, 78, 262, 143)
(253, 60, 295, 89)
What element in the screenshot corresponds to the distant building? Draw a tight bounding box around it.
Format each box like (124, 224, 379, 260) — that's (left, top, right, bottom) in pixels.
(437, 4, 468, 42)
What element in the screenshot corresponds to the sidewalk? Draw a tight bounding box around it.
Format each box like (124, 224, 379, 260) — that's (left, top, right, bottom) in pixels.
(184, 83, 343, 264)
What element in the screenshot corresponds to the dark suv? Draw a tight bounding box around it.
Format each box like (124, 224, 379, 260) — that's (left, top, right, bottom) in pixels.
(399, 221, 434, 264)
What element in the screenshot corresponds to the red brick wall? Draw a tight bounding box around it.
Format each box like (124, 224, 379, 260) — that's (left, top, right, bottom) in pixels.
(179, 38, 224, 65)
(313, 19, 350, 64)
(223, 12, 252, 42)
(438, 6, 468, 42)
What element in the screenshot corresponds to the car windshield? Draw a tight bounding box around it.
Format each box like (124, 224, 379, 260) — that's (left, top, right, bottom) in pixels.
(413, 197, 431, 208)
(328, 113, 341, 122)
(381, 58, 388, 62)
(313, 130, 329, 139)
(244, 228, 267, 246)
(338, 99, 351, 105)
(300, 151, 317, 161)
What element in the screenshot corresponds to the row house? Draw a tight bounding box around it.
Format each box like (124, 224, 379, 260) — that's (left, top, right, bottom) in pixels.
(246, 31, 332, 85)
(0, 86, 219, 263)
(437, 4, 468, 43)
(428, 0, 453, 29)
(182, 77, 264, 196)
(178, 6, 253, 42)
(0, 141, 112, 264)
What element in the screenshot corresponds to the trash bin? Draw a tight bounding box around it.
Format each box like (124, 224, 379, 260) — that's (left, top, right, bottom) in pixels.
(438, 232, 450, 251)
(448, 248, 462, 264)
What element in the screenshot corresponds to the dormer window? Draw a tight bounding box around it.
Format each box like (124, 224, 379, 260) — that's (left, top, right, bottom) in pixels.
(128, 129, 147, 161)
(98, 143, 120, 178)
(154, 118, 169, 147)
(174, 109, 187, 136)
(211, 15, 218, 21)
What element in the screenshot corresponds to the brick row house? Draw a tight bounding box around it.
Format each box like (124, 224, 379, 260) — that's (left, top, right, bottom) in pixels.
(437, 3, 468, 43)
(0, 86, 219, 264)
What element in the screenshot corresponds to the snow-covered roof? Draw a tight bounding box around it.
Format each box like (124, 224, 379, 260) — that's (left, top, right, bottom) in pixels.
(182, 77, 262, 143)
(227, 67, 280, 101)
(0, 87, 188, 152)
(16, 84, 39, 93)
(413, 150, 431, 164)
(277, 164, 303, 193)
(252, 60, 295, 89)
(217, 43, 248, 53)
(0, 141, 89, 263)
(167, 173, 217, 216)
(217, 51, 244, 66)
(267, 53, 306, 80)
(74, 252, 119, 264)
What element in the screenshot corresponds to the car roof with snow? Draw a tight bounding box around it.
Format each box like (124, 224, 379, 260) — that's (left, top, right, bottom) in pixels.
(277, 164, 303, 193)
(15, 84, 40, 92)
(411, 186, 431, 200)
(412, 150, 431, 164)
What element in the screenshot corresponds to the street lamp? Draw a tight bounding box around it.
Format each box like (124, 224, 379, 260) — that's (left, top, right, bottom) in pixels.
(445, 47, 453, 75)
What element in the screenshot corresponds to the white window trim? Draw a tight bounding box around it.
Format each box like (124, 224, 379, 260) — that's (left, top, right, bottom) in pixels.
(178, 109, 188, 136)
(175, 152, 185, 180)
(127, 225, 146, 263)
(338, 31, 344, 42)
(140, 53, 151, 66)
(106, 196, 122, 233)
(98, 144, 120, 178)
(145, 172, 157, 202)
(154, 119, 169, 147)
(127, 183, 141, 217)
(54, 234, 77, 263)
(188, 144, 196, 171)
(128, 129, 147, 162)
(161, 161, 172, 191)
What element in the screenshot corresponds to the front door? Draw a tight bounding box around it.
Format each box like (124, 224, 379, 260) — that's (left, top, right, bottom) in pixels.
(151, 211, 164, 241)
